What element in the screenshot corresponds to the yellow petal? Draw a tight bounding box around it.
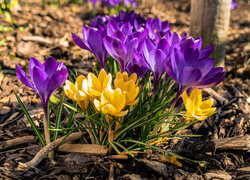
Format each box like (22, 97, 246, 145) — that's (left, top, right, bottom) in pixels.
(189, 89, 202, 111)
(77, 98, 89, 110)
(200, 99, 214, 109)
(75, 75, 86, 91)
(101, 104, 117, 115)
(102, 73, 112, 91)
(74, 90, 87, 101)
(101, 88, 114, 104)
(88, 73, 102, 93)
(114, 110, 128, 117)
(126, 98, 139, 106)
(82, 79, 89, 95)
(64, 80, 76, 100)
(93, 99, 101, 111)
(130, 73, 137, 82)
(113, 88, 126, 112)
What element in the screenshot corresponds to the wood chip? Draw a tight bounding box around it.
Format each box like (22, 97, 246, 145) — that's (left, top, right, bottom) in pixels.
(214, 134, 250, 151)
(58, 143, 108, 155)
(205, 170, 232, 180)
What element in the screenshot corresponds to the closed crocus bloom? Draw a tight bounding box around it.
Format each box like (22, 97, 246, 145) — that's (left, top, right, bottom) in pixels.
(182, 89, 216, 121)
(94, 88, 128, 117)
(114, 72, 139, 105)
(64, 75, 89, 110)
(83, 69, 112, 98)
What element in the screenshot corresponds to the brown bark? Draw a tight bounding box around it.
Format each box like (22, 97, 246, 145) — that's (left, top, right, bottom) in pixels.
(190, 0, 232, 67)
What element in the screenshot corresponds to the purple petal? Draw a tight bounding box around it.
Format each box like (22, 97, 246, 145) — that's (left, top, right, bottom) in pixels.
(180, 37, 195, 52)
(15, 64, 35, 90)
(148, 49, 166, 81)
(103, 37, 119, 58)
(112, 30, 126, 42)
(32, 66, 49, 104)
(178, 66, 202, 85)
(157, 38, 170, 52)
(72, 33, 90, 51)
(193, 37, 202, 50)
(184, 48, 199, 65)
(43, 57, 58, 78)
(111, 38, 127, 58)
(199, 45, 214, 59)
(47, 62, 68, 94)
(143, 39, 155, 60)
(196, 58, 215, 77)
(120, 22, 132, 36)
(29, 57, 43, 79)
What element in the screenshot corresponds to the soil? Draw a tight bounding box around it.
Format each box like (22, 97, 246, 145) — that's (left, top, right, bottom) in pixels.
(0, 0, 249, 179)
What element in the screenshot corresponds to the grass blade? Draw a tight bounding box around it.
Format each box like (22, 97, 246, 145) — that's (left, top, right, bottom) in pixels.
(14, 92, 45, 147)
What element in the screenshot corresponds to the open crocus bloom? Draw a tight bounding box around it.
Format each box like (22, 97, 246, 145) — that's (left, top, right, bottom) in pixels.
(114, 72, 139, 105)
(16, 57, 68, 115)
(64, 75, 89, 110)
(94, 87, 128, 117)
(83, 69, 112, 97)
(182, 89, 216, 121)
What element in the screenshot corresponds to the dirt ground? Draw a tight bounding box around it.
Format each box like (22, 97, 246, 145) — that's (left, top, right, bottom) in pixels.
(0, 0, 249, 179)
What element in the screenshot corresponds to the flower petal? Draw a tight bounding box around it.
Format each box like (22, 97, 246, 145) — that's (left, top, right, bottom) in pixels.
(15, 64, 35, 90)
(72, 33, 91, 51)
(43, 57, 58, 78)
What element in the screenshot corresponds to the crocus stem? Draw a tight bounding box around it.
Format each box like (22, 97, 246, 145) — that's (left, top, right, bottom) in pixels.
(107, 117, 113, 154)
(84, 109, 95, 144)
(44, 106, 53, 159)
(86, 121, 95, 144)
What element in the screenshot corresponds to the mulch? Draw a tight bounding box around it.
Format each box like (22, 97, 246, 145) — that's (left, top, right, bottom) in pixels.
(0, 0, 249, 179)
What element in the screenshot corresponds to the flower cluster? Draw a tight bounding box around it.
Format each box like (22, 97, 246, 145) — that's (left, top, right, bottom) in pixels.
(64, 69, 139, 117)
(86, 0, 136, 7)
(73, 11, 225, 96)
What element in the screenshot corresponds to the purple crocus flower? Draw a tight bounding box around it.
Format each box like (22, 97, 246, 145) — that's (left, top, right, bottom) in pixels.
(165, 48, 225, 96)
(146, 18, 171, 41)
(72, 26, 107, 68)
(231, 0, 237, 9)
(103, 29, 138, 72)
(134, 38, 170, 91)
(15, 57, 68, 117)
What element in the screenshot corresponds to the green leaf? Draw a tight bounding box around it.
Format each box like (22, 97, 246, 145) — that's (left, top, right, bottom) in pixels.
(49, 94, 60, 104)
(14, 92, 45, 147)
(53, 93, 65, 141)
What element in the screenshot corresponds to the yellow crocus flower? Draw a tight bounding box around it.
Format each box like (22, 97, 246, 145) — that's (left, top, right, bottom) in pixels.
(114, 72, 139, 105)
(64, 75, 89, 110)
(94, 88, 128, 117)
(182, 89, 216, 121)
(83, 69, 112, 98)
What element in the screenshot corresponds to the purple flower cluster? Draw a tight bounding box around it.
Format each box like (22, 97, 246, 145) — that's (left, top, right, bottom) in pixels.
(73, 11, 225, 94)
(86, 0, 136, 7)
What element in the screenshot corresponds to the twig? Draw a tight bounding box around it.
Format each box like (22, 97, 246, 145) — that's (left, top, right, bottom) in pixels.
(109, 164, 114, 180)
(16, 132, 85, 171)
(0, 136, 36, 150)
(204, 88, 229, 104)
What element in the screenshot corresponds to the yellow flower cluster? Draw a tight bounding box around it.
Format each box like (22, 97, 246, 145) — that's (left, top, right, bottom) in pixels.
(182, 89, 216, 121)
(64, 69, 139, 117)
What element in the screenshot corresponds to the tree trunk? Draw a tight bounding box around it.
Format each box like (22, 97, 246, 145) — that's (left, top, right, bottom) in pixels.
(190, 0, 232, 67)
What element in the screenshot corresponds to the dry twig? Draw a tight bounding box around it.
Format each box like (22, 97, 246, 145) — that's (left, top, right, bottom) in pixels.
(16, 132, 85, 171)
(0, 136, 36, 150)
